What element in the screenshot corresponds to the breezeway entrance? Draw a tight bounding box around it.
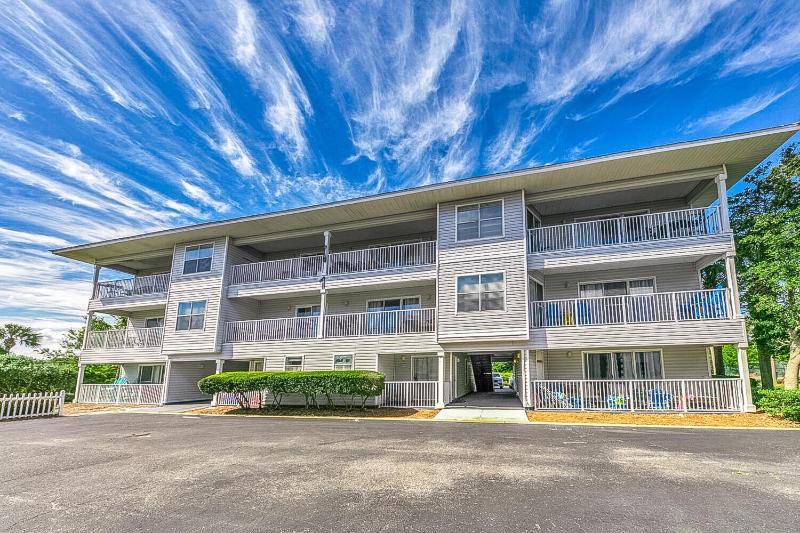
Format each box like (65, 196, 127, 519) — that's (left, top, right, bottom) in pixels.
(447, 351, 523, 409)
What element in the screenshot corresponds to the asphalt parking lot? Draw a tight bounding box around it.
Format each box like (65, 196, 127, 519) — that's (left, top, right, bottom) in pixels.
(1, 413, 798, 532)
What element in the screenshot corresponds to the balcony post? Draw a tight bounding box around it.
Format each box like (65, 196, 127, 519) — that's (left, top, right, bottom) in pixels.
(73, 363, 85, 403)
(715, 169, 731, 232)
(160, 359, 172, 406)
(211, 359, 224, 407)
(436, 351, 445, 408)
(724, 251, 741, 318)
(90, 264, 100, 299)
(81, 311, 94, 350)
(737, 343, 756, 412)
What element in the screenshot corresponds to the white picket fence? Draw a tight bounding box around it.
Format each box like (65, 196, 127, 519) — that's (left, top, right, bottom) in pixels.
(76, 383, 164, 405)
(0, 391, 65, 421)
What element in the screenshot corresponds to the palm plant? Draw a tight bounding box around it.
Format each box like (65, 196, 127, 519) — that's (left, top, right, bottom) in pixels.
(0, 324, 42, 354)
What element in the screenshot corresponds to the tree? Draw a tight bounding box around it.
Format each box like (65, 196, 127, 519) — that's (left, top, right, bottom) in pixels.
(0, 323, 42, 354)
(729, 146, 800, 389)
(61, 316, 126, 351)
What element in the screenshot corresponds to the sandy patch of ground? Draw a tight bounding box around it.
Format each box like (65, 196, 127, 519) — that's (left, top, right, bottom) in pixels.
(190, 405, 440, 419)
(527, 410, 799, 428)
(63, 403, 149, 415)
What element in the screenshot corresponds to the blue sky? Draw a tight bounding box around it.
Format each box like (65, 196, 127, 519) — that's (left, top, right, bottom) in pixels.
(0, 0, 799, 350)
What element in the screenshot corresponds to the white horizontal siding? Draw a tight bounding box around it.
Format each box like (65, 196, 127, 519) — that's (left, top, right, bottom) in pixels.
(539, 198, 689, 226)
(161, 238, 227, 355)
(165, 361, 215, 403)
(542, 263, 701, 300)
(529, 319, 746, 349)
(541, 345, 711, 380)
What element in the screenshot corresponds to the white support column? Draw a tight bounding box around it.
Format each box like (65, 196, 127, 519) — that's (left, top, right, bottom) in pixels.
(725, 251, 742, 317)
(160, 359, 172, 405)
(737, 343, 756, 412)
(318, 230, 331, 339)
(522, 350, 531, 408)
(73, 364, 86, 403)
(715, 170, 731, 232)
(436, 351, 445, 408)
(210, 359, 224, 406)
(81, 311, 94, 351)
(90, 264, 101, 299)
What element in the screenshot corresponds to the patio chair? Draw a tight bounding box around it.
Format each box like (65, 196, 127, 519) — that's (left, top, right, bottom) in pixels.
(113, 377, 128, 385)
(648, 388, 673, 410)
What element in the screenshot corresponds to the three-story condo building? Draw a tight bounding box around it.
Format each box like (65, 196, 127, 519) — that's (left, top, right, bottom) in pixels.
(55, 124, 800, 412)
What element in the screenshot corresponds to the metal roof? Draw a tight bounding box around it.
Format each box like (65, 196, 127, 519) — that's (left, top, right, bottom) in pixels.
(53, 123, 800, 264)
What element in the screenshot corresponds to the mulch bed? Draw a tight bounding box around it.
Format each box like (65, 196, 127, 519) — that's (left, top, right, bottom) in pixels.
(191, 405, 440, 419)
(527, 410, 800, 428)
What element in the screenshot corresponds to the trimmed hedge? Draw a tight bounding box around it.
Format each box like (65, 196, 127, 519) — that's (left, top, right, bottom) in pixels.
(755, 388, 800, 422)
(197, 370, 385, 410)
(0, 354, 77, 400)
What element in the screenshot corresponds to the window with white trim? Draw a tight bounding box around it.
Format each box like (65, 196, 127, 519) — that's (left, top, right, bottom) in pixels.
(456, 201, 503, 240)
(249, 360, 264, 372)
(183, 244, 214, 274)
(457, 273, 505, 312)
(145, 317, 164, 328)
(367, 297, 420, 312)
(578, 278, 654, 298)
(296, 305, 321, 317)
(333, 354, 354, 370)
(284, 356, 303, 371)
(412, 357, 438, 381)
(176, 300, 206, 331)
(584, 351, 663, 379)
(137, 365, 163, 384)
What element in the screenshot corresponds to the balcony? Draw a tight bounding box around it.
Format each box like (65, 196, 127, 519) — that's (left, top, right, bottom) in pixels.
(224, 308, 436, 343)
(530, 378, 743, 412)
(95, 273, 171, 299)
(77, 383, 163, 405)
(228, 241, 437, 288)
(528, 207, 721, 253)
(86, 327, 164, 350)
(530, 289, 731, 328)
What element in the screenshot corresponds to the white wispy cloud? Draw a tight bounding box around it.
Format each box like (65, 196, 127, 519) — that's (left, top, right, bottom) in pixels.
(684, 85, 796, 132)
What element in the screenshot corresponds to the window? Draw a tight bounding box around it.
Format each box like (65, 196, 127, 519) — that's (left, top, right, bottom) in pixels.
(412, 356, 438, 381)
(456, 200, 503, 240)
(526, 207, 541, 229)
(145, 317, 164, 328)
(584, 351, 663, 379)
(529, 278, 544, 302)
(578, 278, 655, 298)
(137, 365, 163, 384)
(333, 354, 354, 370)
(176, 300, 206, 331)
(367, 297, 420, 312)
(249, 360, 264, 372)
(183, 244, 213, 274)
(284, 356, 303, 371)
(457, 273, 505, 312)
(295, 305, 321, 317)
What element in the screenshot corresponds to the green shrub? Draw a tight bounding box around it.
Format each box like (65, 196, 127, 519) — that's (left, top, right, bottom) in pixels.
(0, 354, 77, 400)
(755, 388, 800, 422)
(198, 370, 385, 410)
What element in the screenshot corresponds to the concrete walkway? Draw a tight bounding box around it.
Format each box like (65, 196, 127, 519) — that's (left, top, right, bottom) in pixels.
(434, 390, 528, 423)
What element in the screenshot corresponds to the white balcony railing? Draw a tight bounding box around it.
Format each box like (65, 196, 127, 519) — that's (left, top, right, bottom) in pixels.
(380, 381, 440, 408)
(86, 327, 164, 350)
(530, 289, 731, 328)
(225, 317, 319, 343)
(229, 255, 324, 285)
(531, 378, 743, 412)
(528, 207, 721, 253)
(324, 308, 436, 338)
(95, 273, 170, 299)
(328, 241, 436, 275)
(77, 383, 163, 405)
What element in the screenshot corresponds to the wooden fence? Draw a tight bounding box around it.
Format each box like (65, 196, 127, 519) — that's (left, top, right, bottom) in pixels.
(0, 391, 65, 421)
